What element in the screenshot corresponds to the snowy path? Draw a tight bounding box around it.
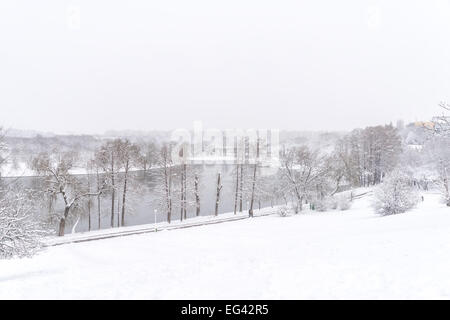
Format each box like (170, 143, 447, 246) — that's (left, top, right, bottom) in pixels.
(1, 192, 450, 299)
(45, 208, 279, 246)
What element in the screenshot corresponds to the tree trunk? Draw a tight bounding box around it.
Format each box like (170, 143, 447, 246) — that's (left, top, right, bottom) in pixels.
(71, 215, 80, 234)
(97, 195, 101, 229)
(194, 174, 200, 216)
(88, 200, 91, 231)
(249, 162, 257, 217)
(239, 164, 243, 212)
(164, 163, 171, 223)
(121, 164, 129, 227)
(444, 175, 450, 206)
(180, 165, 184, 221)
(248, 138, 260, 218)
(169, 165, 173, 221)
(96, 169, 102, 229)
(234, 164, 239, 214)
(111, 156, 115, 228)
(58, 206, 71, 237)
(117, 188, 120, 227)
(215, 173, 222, 216)
(87, 174, 92, 231)
(58, 218, 66, 237)
(183, 164, 187, 220)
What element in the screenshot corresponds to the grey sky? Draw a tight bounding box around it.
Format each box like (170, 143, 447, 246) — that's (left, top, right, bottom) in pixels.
(1, 0, 449, 134)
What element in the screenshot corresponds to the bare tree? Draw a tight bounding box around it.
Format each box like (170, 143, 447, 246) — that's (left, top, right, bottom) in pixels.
(333, 125, 401, 187)
(179, 162, 186, 221)
(138, 141, 158, 173)
(214, 172, 222, 216)
(85, 160, 94, 231)
(248, 136, 260, 217)
(174, 146, 197, 221)
(231, 136, 245, 215)
(31, 151, 105, 236)
(434, 102, 450, 136)
(95, 140, 122, 228)
(93, 159, 104, 229)
(239, 163, 244, 212)
(153, 143, 173, 223)
(280, 146, 330, 212)
(116, 139, 141, 226)
(233, 163, 240, 215)
(426, 103, 450, 206)
(194, 173, 200, 216)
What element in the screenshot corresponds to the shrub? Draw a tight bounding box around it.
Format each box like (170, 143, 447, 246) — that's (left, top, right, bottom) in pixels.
(277, 206, 291, 217)
(314, 196, 337, 212)
(337, 194, 352, 211)
(373, 170, 419, 216)
(0, 189, 48, 259)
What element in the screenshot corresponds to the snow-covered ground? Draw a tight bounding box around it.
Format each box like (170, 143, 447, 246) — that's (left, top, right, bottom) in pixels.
(1, 192, 449, 299)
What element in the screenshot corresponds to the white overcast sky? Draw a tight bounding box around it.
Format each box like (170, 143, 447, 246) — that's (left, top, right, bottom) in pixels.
(1, 0, 450, 134)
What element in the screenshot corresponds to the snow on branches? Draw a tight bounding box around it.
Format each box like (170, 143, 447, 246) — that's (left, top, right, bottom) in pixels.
(372, 170, 419, 216)
(0, 188, 48, 259)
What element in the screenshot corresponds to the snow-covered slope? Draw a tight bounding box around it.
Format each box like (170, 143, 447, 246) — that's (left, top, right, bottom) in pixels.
(1, 192, 449, 299)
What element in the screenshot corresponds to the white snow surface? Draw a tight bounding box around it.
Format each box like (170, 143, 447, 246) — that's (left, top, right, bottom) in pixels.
(1, 192, 450, 299)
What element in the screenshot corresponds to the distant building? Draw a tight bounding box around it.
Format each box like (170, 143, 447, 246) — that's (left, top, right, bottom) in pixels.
(413, 121, 435, 130)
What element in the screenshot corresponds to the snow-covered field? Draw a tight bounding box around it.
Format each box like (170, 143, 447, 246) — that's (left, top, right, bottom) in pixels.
(1, 192, 450, 299)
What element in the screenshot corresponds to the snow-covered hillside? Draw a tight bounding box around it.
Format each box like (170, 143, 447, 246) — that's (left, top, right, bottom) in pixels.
(1, 192, 449, 299)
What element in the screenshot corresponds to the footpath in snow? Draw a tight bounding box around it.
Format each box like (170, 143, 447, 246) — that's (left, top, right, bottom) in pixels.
(46, 206, 281, 246)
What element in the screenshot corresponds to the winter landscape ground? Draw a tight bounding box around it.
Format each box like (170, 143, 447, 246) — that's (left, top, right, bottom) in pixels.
(1, 190, 449, 300)
(2, 1, 450, 304)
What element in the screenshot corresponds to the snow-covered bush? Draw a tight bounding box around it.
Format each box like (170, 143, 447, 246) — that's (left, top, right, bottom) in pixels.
(372, 170, 419, 216)
(440, 187, 450, 207)
(314, 196, 337, 212)
(0, 189, 48, 259)
(277, 206, 291, 217)
(337, 194, 352, 211)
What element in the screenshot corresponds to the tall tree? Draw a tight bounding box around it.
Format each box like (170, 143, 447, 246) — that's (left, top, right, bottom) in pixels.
(214, 173, 222, 216)
(85, 160, 94, 231)
(233, 163, 240, 215)
(248, 136, 260, 217)
(154, 143, 173, 223)
(280, 146, 330, 212)
(95, 140, 122, 228)
(139, 141, 158, 173)
(426, 103, 450, 206)
(194, 173, 200, 216)
(31, 151, 105, 236)
(116, 139, 141, 226)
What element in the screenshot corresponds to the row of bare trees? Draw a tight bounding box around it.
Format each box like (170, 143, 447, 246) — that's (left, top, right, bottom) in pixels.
(153, 137, 270, 224)
(334, 124, 402, 187)
(29, 139, 155, 236)
(153, 143, 204, 223)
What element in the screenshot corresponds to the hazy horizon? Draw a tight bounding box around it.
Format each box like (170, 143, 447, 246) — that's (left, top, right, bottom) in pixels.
(1, 0, 449, 134)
